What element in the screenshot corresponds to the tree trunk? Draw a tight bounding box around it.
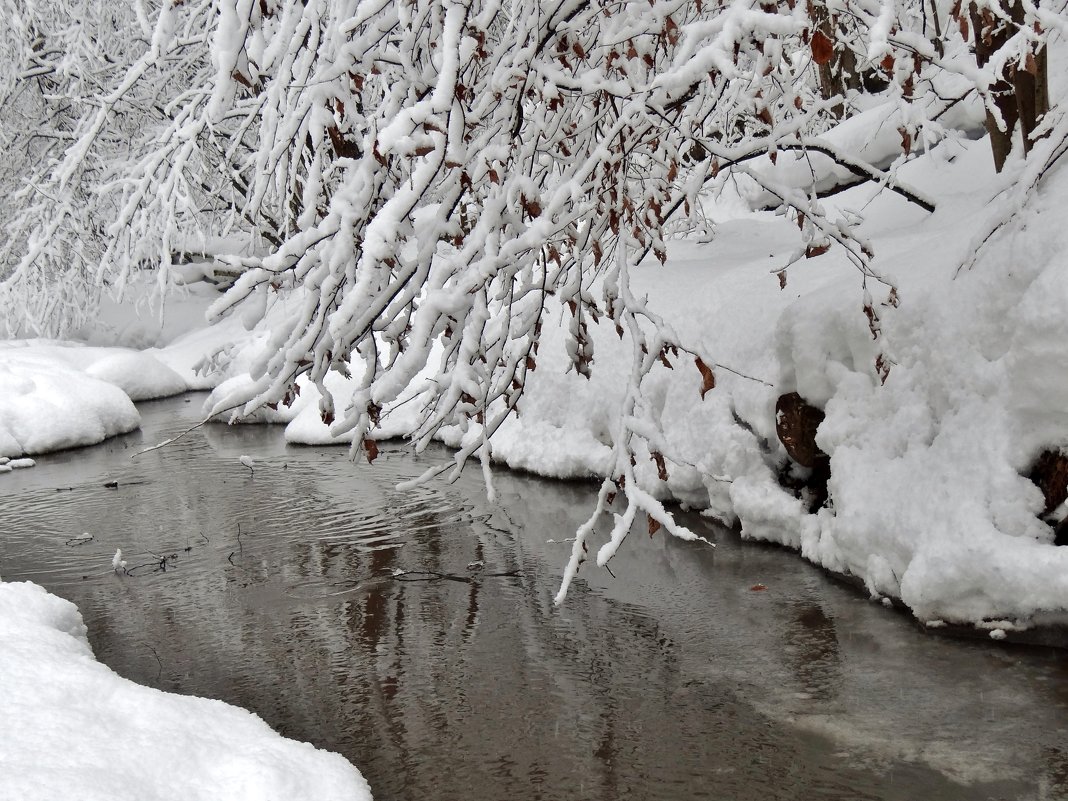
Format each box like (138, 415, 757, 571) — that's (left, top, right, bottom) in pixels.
(970, 0, 1049, 172)
(812, 9, 863, 119)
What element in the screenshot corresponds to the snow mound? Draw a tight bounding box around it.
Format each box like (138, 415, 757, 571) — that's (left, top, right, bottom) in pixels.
(0, 581, 372, 801)
(85, 352, 188, 401)
(0, 349, 140, 458)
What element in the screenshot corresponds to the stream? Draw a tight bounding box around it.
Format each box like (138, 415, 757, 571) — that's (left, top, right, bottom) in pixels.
(2, 394, 1066, 801)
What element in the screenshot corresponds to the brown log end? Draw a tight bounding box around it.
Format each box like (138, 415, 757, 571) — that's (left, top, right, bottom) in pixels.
(775, 392, 828, 469)
(1028, 449, 1068, 516)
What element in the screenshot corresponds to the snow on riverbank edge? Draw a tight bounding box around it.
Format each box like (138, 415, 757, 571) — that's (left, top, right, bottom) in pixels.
(0, 581, 372, 801)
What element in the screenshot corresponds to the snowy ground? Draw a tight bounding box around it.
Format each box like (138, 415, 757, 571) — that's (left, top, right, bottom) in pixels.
(3, 98, 1068, 794)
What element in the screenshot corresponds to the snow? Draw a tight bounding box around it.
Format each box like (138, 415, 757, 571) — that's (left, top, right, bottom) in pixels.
(85, 352, 187, 401)
(0, 581, 371, 801)
(0, 344, 142, 459)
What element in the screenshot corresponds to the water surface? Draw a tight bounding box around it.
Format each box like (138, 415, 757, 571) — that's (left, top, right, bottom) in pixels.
(2, 395, 1066, 800)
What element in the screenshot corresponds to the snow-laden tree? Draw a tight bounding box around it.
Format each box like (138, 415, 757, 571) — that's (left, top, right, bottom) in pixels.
(1, 0, 1062, 595)
(0, 1, 175, 334)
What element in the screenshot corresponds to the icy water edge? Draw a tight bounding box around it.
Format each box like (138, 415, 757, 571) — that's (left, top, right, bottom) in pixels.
(2, 394, 1067, 801)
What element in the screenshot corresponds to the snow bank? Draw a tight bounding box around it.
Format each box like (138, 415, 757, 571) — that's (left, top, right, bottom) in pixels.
(84, 352, 187, 401)
(0, 345, 141, 458)
(0, 341, 199, 456)
(0, 581, 371, 801)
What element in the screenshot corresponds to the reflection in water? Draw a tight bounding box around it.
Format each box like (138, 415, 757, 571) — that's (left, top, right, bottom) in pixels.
(1045, 746, 1068, 798)
(785, 602, 841, 702)
(1, 395, 1066, 801)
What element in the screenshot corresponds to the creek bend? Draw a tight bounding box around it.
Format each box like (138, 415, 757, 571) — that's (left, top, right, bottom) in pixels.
(2, 394, 1066, 801)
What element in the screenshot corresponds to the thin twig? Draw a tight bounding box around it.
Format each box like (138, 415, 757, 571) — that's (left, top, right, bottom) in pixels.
(132, 400, 246, 458)
(145, 643, 163, 683)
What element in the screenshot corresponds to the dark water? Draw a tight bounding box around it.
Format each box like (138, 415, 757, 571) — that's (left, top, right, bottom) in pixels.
(2, 395, 1067, 801)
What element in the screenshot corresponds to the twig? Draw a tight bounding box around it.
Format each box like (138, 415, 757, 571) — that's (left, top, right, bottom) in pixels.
(713, 361, 774, 387)
(65, 534, 94, 547)
(145, 643, 163, 683)
(132, 400, 246, 458)
(132, 417, 211, 457)
(390, 569, 521, 583)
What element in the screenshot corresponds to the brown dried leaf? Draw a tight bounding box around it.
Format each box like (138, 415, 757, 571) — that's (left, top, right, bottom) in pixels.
(876, 353, 891, 384)
(810, 29, 834, 66)
(652, 451, 669, 482)
(805, 243, 831, 259)
(695, 356, 716, 399)
(648, 515, 662, 536)
(363, 438, 379, 464)
(367, 402, 382, 425)
(863, 303, 880, 340)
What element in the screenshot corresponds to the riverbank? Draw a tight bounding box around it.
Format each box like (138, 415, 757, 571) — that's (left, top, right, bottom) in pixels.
(0, 581, 371, 801)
